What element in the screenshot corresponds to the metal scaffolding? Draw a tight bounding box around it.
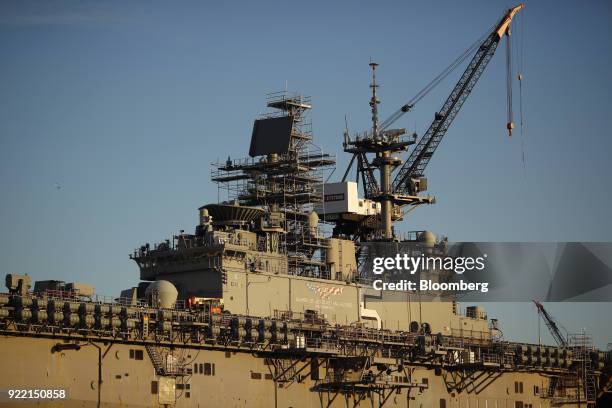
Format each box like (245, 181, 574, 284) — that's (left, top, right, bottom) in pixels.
(211, 92, 335, 277)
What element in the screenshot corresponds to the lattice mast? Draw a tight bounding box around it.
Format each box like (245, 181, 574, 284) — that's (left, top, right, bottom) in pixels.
(342, 64, 417, 241)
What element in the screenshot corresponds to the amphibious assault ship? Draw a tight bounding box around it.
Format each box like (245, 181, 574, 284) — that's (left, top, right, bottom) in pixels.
(1, 4, 611, 407)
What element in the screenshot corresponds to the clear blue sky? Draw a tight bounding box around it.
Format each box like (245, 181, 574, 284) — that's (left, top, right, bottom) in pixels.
(1, 1, 611, 347)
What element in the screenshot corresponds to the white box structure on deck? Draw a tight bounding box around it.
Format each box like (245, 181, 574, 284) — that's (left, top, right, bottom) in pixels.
(315, 182, 380, 217)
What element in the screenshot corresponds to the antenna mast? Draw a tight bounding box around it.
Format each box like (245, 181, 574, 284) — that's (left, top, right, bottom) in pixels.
(369, 62, 380, 139)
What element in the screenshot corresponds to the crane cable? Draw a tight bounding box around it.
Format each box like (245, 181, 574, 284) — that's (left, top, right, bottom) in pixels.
(518, 10, 526, 173)
(506, 29, 514, 136)
(378, 23, 496, 132)
(507, 11, 527, 173)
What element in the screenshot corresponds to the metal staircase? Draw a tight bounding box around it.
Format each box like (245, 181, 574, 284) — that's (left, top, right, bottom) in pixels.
(546, 376, 558, 398)
(145, 344, 167, 375)
(270, 357, 301, 383)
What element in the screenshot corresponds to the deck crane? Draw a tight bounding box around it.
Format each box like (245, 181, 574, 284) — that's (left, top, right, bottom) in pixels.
(339, 4, 524, 240)
(392, 3, 524, 195)
(533, 300, 568, 348)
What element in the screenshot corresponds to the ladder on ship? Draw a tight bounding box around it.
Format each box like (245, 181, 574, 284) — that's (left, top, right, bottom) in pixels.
(583, 358, 597, 407)
(569, 332, 597, 407)
(145, 344, 168, 376)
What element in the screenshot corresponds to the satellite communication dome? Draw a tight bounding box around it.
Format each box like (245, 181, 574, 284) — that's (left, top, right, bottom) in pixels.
(145, 280, 178, 309)
(418, 231, 436, 248)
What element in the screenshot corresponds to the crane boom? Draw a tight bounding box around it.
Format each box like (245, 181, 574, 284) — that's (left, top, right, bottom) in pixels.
(392, 4, 524, 195)
(533, 300, 568, 348)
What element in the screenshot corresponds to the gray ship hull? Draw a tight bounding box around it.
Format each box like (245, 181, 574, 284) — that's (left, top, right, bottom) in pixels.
(0, 333, 594, 408)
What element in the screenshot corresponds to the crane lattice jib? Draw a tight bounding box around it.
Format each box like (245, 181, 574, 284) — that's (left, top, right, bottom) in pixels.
(533, 300, 568, 348)
(392, 32, 500, 194)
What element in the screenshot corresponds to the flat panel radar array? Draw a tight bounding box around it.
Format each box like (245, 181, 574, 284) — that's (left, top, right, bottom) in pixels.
(249, 116, 294, 157)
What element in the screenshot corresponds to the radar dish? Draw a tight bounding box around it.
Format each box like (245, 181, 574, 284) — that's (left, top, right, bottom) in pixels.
(202, 204, 265, 226)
